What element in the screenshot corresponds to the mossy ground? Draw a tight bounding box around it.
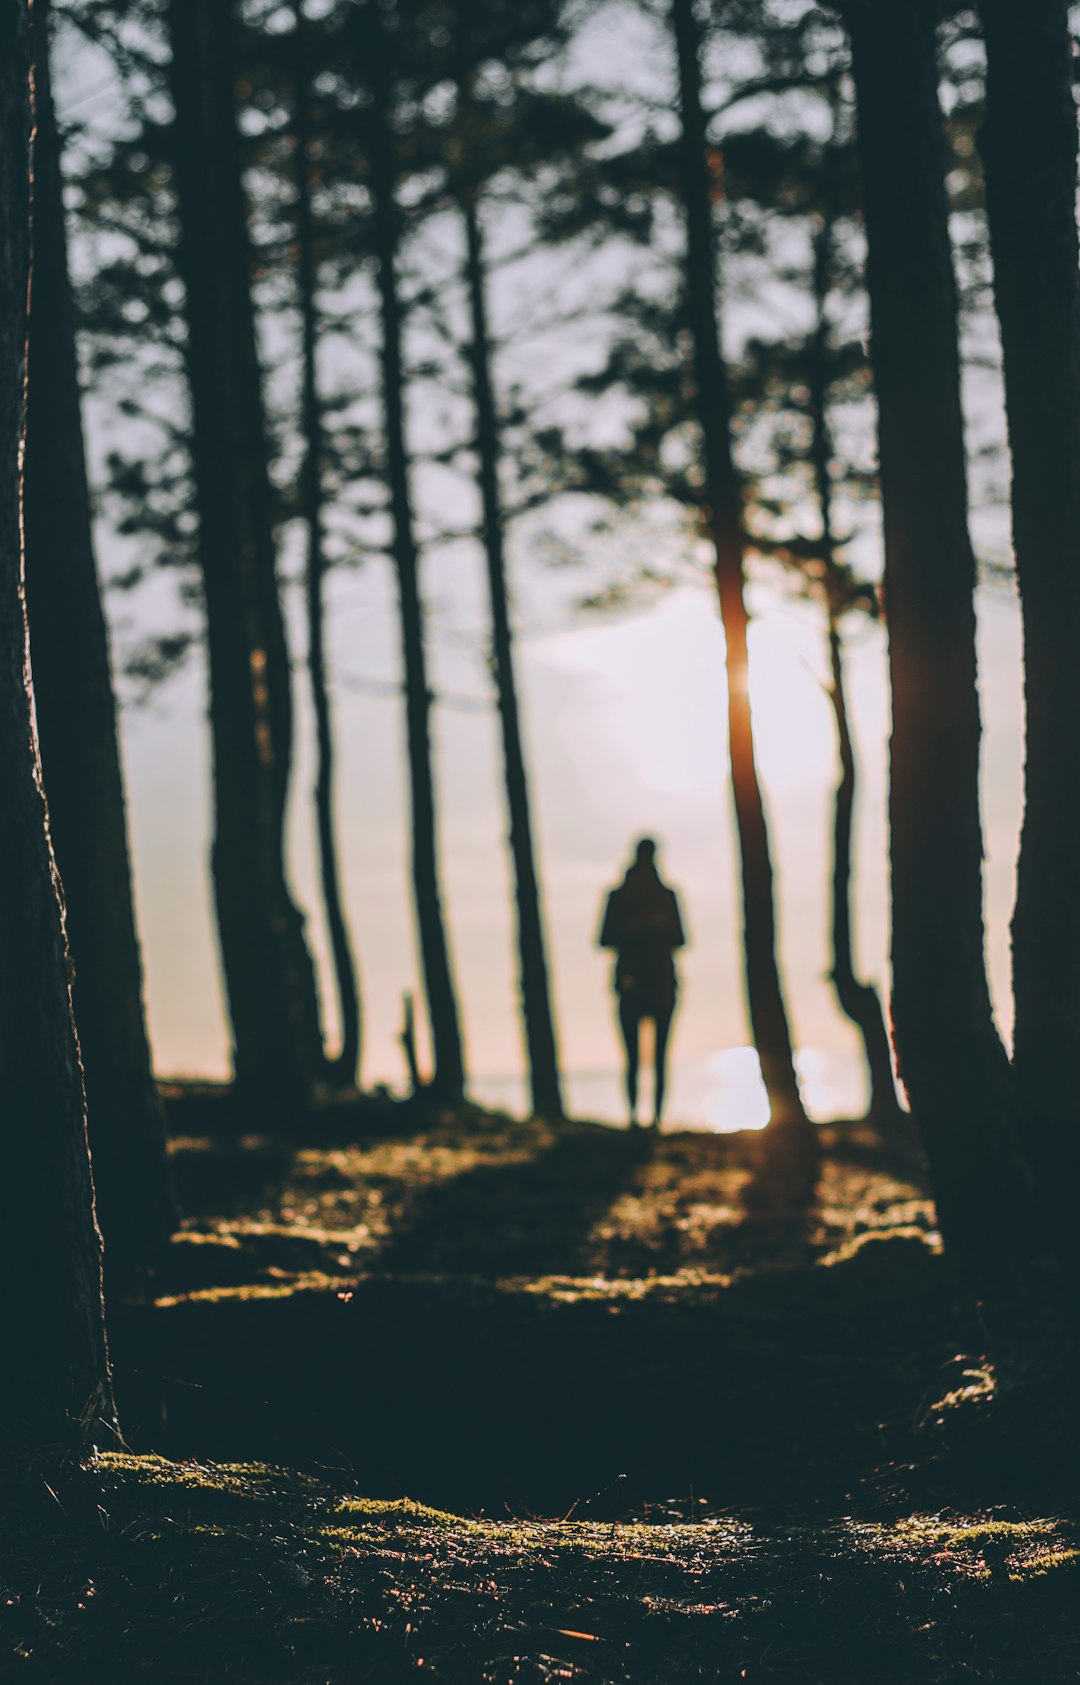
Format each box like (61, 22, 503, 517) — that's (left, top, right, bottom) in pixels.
(4, 1451, 1079, 1681)
(6, 1094, 1078, 1680)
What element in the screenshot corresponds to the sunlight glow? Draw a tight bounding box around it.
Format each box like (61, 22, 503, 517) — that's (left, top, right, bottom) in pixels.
(698, 1047, 771, 1132)
(746, 620, 838, 793)
(544, 591, 843, 803)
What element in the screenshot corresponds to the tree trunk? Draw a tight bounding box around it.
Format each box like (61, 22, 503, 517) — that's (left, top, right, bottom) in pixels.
(844, 0, 1030, 1255)
(167, 0, 327, 1105)
(368, 49, 467, 1105)
(978, 0, 1080, 1197)
(805, 212, 903, 1137)
(0, 0, 116, 1456)
(672, 0, 810, 1136)
(460, 193, 563, 1120)
(824, 609, 905, 1133)
(293, 0, 361, 1090)
(23, 0, 175, 1280)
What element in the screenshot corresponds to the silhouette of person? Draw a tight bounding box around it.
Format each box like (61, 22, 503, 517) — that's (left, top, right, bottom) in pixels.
(598, 838, 687, 1129)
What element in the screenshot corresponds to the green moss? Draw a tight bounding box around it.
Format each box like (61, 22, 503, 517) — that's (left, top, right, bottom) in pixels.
(1021, 1545, 1079, 1576)
(949, 1519, 1049, 1544)
(94, 1451, 326, 1517)
(845, 1513, 1080, 1582)
(332, 1495, 468, 1529)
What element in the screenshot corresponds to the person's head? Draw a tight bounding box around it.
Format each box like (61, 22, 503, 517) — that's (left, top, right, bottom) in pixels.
(633, 836, 657, 870)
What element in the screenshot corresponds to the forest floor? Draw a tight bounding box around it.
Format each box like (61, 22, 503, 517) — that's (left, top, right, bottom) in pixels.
(4, 1092, 1080, 1682)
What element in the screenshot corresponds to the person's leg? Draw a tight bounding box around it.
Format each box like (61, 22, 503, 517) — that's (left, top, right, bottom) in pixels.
(618, 996, 641, 1127)
(652, 1002, 675, 1129)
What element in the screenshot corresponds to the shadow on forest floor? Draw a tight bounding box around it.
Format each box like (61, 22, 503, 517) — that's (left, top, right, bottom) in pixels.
(162, 1092, 935, 1293)
(10, 1091, 1078, 1680)
(105, 1091, 983, 1521)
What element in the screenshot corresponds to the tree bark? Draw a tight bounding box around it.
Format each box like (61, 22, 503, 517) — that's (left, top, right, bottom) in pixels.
(460, 193, 563, 1120)
(293, 0, 362, 1090)
(978, 0, 1080, 1193)
(167, 0, 327, 1105)
(0, 0, 116, 1456)
(672, 0, 810, 1136)
(368, 44, 467, 1105)
(805, 213, 903, 1136)
(24, 0, 175, 1279)
(844, 0, 1030, 1255)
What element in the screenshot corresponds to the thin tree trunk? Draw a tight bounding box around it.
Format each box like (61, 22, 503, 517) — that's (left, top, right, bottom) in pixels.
(805, 212, 903, 1135)
(23, 0, 175, 1279)
(978, 0, 1080, 1197)
(293, 0, 361, 1090)
(460, 192, 563, 1120)
(672, 0, 810, 1136)
(167, 0, 327, 1105)
(0, 0, 116, 1456)
(824, 610, 905, 1133)
(368, 46, 467, 1105)
(844, 0, 1030, 1255)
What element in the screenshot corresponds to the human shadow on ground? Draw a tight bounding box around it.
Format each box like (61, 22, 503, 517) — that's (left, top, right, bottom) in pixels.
(374, 1121, 655, 1279)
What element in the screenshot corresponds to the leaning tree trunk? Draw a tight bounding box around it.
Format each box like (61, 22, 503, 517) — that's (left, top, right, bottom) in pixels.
(0, 0, 116, 1458)
(24, 0, 175, 1279)
(167, 0, 327, 1105)
(368, 58, 467, 1105)
(823, 604, 906, 1135)
(293, 0, 362, 1090)
(844, 0, 1030, 1257)
(672, 0, 810, 1137)
(805, 213, 904, 1137)
(978, 0, 1080, 1206)
(460, 191, 563, 1120)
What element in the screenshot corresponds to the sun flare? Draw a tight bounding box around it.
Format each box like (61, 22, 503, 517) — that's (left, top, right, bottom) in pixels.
(545, 587, 843, 801)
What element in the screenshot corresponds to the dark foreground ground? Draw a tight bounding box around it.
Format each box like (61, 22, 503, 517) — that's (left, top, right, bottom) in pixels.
(4, 1093, 1079, 1682)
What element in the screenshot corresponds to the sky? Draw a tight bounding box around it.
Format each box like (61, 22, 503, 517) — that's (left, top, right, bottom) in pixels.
(58, 2, 1030, 1129)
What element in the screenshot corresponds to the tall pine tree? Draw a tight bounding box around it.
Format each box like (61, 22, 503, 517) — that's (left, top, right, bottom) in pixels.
(0, 0, 116, 1457)
(167, 0, 328, 1104)
(672, 0, 810, 1140)
(841, 0, 1028, 1256)
(24, 0, 175, 1279)
(978, 0, 1080, 1221)
(362, 0, 468, 1101)
(292, 0, 363, 1090)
